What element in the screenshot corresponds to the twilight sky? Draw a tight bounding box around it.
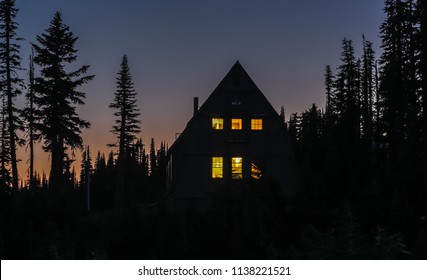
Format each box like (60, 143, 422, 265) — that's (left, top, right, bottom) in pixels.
(13, 0, 384, 178)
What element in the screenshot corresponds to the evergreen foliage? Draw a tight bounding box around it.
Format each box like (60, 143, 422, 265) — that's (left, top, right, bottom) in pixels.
(109, 54, 141, 160)
(0, 0, 24, 191)
(32, 12, 93, 189)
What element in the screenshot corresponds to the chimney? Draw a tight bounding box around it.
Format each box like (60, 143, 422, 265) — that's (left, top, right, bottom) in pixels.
(193, 97, 199, 116)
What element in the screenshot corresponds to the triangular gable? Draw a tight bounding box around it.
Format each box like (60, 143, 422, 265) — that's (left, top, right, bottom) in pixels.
(196, 60, 280, 118)
(169, 61, 283, 152)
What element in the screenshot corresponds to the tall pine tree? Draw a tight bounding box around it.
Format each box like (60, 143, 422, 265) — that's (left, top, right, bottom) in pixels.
(109, 54, 141, 208)
(361, 35, 376, 146)
(0, 0, 23, 191)
(379, 0, 412, 159)
(334, 38, 360, 146)
(32, 12, 93, 189)
(22, 50, 39, 191)
(109, 54, 141, 159)
(418, 0, 427, 150)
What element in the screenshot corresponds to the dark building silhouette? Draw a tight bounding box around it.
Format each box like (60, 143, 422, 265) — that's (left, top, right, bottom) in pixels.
(167, 61, 297, 206)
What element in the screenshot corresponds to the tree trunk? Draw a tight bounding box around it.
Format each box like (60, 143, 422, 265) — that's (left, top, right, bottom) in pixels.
(5, 13, 19, 192)
(50, 134, 64, 190)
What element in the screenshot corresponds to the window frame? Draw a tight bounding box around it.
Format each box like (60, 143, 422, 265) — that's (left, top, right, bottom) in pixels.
(212, 157, 224, 179)
(251, 119, 263, 130)
(231, 157, 243, 180)
(231, 118, 242, 130)
(212, 118, 224, 130)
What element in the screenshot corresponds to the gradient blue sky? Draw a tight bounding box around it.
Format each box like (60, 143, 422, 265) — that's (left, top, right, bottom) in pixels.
(13, 0, 384, 177)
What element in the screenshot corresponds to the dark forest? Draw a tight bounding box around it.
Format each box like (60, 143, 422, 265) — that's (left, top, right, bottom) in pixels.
(1, 0, 427, 259)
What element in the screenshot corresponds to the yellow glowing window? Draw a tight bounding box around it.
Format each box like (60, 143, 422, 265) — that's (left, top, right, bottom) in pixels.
(212, 157, 223, 178)
(251, 119, 263, 130)
(212, 118, 223, 130)
(251, 163, 263, 180)
(231, 119, 242, 130)
(231, 157, 243, 179)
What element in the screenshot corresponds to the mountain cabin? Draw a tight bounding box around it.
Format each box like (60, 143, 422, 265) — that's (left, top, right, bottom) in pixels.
(166, 61, 297, 206)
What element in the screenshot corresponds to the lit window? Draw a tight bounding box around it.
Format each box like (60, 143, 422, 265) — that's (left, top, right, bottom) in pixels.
(251, 119, 263, 130)
(231, 157, 243, 179)
(251, 163, 263, 180)
(212, 118, 223, 130)
(231, 119, 242, 130)
(212, 157, 223, 178)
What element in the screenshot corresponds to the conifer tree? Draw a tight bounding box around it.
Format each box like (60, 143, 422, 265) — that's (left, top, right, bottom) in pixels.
(94, 151, 106, 172)
(0, 98, 10, 189)
(109, 54, 141, 161)
(287, 113, 301, 152)
(149, 138, 156, 177)
(109, 54, 140, 208)
(300, 104, 323, 152)
(334, 38, 360, 145)
(0, 0, 24, 191)
(324, 65, 335, 140)
(107, 151, 115, 170)
(379, 0, 411, 158)
(418, 0, 427, 149)
(324, 65, 334, 117)
(32, 12, 93, 189)
(361, 35, 376, 144)
(154, 141, 167, 200)
(79, 145, 92, 189)
(22, 51, 39, 191)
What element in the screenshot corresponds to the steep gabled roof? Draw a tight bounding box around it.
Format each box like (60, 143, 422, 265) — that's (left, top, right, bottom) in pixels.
(195, 60, 280, 118)
(169, 61, 283, 152)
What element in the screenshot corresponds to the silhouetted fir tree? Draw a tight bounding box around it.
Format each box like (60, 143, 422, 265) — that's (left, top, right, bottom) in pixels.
(109, 54, 141, 208)
(94, 151, 106, 172)
(323, 65, 336, 143)
(149, 138, 157, 177)
(62, 154, 76, 189)
(133, 138, 145, 166)
(373, 60, 382, 143)
(156, 141, 167, 200)
(141, 149, 149, 177)
(109, 55, 141, 159)
(107, 151, 115, 170)
(377, 1, 427, 219)
(361, 36, 376, 146)
(287, 113, 300, 151)
(420, 0, 427, 151)
(324, 65, 334, 117)
(379, 0, 412, 160)
(32, 12, 93, 189)
(79, 145, 92, 189)
(0, 100, 11, 190)
(300, 104, 323, 150)
(90, 150, 117, 210)
(419, 0, 427, 216)
(22, 51, 40, 191)
(404, 0, 422, 144)
(33, 171, 41, 190)
(0, 0, 24, 192)
(335, 38, 360, 146)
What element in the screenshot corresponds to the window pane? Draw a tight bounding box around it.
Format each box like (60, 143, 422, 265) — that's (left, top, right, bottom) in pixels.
(212, 118, 223, 130)
(251, 119, 263, 130)
(231, 157, 243, 179)
(231, 119, 242, 130)
(251, 163, 262, 179)
(212, 157, 223, 178)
